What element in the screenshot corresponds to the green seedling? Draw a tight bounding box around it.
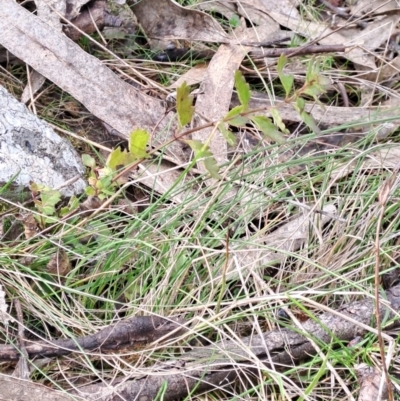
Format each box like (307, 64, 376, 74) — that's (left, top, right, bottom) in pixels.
(30, 182, 62, 226)
(83, 128, 151, 199)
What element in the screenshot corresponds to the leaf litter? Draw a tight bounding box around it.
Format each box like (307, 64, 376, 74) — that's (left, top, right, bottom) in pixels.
(1, 0, 400, 400)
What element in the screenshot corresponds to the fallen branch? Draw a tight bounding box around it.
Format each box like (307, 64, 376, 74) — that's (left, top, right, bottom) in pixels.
(0, 316, 183, 361)
(74, 284, 400, 401)
(0, 373, 85, 401)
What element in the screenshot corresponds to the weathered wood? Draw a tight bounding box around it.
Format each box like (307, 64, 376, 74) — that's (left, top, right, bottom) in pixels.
(75, 284, 400, 401)
(0, 373, 85, 401)
(0, 85, 86, 197)
(0, 316, 183, 360)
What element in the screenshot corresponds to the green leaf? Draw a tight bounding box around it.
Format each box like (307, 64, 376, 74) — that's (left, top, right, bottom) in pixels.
(186, 139, 203, 153)
(41, 190, 61, 208)
(295, 97, 305, 113)
(229, 14, 240, 28)
(82, 154, 96, 168)
(270, 107, 289, 134)
(61, 195, 79, 213)
(234, 70, 250, 110)
(40, 205, 56, 216)
(203, 155, 222, 179)
(217, 122, 236, 146)
(277, 54, 294, 97)
(300, 111, 321, 135)
(229, 115, 249, 127)
(225, 105, 243, 119)
(302, 58, 331, 100)
(176, 81, 194, 128)
(106, 147, 137, 171)
(85, 186, 95, 196)
(185, 139, 222, 179)
(225, 105, 248, 127)
(129, 129, 150, 159)
(293, 98, 321, 134)
(250, 115, 286, 144)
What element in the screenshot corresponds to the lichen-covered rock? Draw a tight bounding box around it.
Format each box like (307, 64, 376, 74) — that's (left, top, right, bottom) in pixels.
(0, 85, 86, 197)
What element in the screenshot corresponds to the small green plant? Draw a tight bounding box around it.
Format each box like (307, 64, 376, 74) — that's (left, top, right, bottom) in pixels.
(228, 15, 240, 28)
(27, 61, 330, 224)
(174, 59, 331, 178)
(29, 183, 80, 227)
(83, 128, 151, 199)
(278, 54, 331, 134)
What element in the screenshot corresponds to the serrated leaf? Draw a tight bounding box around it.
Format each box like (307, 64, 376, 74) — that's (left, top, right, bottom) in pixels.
(129, 129, 150, 159)
(225, 105, 244, 119)
(217, 122, 236, 146)
(41, 190, 61, 208)
(176, 81, 194, 128)
(185, 139, 222, 179)
(226, 105, 248, 127)
(277, 54, 294, 97)
(250, 115, 286, 144)
(82, 154, 96, 168)
(30, 182, 47, 193)
(234, 70, 250, 110)
(270, 107, 289, 134)
(106, 147, 137, 171)
(40, 205, 56, 216)
(300, 111, 321, 135)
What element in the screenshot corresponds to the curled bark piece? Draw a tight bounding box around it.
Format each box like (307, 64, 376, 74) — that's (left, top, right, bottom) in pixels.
(0, 316, 183, 361)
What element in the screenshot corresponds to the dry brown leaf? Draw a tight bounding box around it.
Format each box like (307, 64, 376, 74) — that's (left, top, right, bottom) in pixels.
(266, 9, 367, 67)
(132, 160, 200, 205)
(196, 1, 238, 21)
(47, 249, 71, 276)
(0, 372, 85, 401)
(240, 0, 300, 23)
(16, 214, 38, 240)
(0, 1, 170, 139)
(330, 145, 400, 184)
(168, 63, 208, 89)
(355, 363, 389, 401)
(0, 285, 10, 326)
(193, 24, 279, 171)
(21, 0, 66, 103)
(131, 0, 229, 47)
(222, 204, 337, 281)
(350, 0, 400, 15)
